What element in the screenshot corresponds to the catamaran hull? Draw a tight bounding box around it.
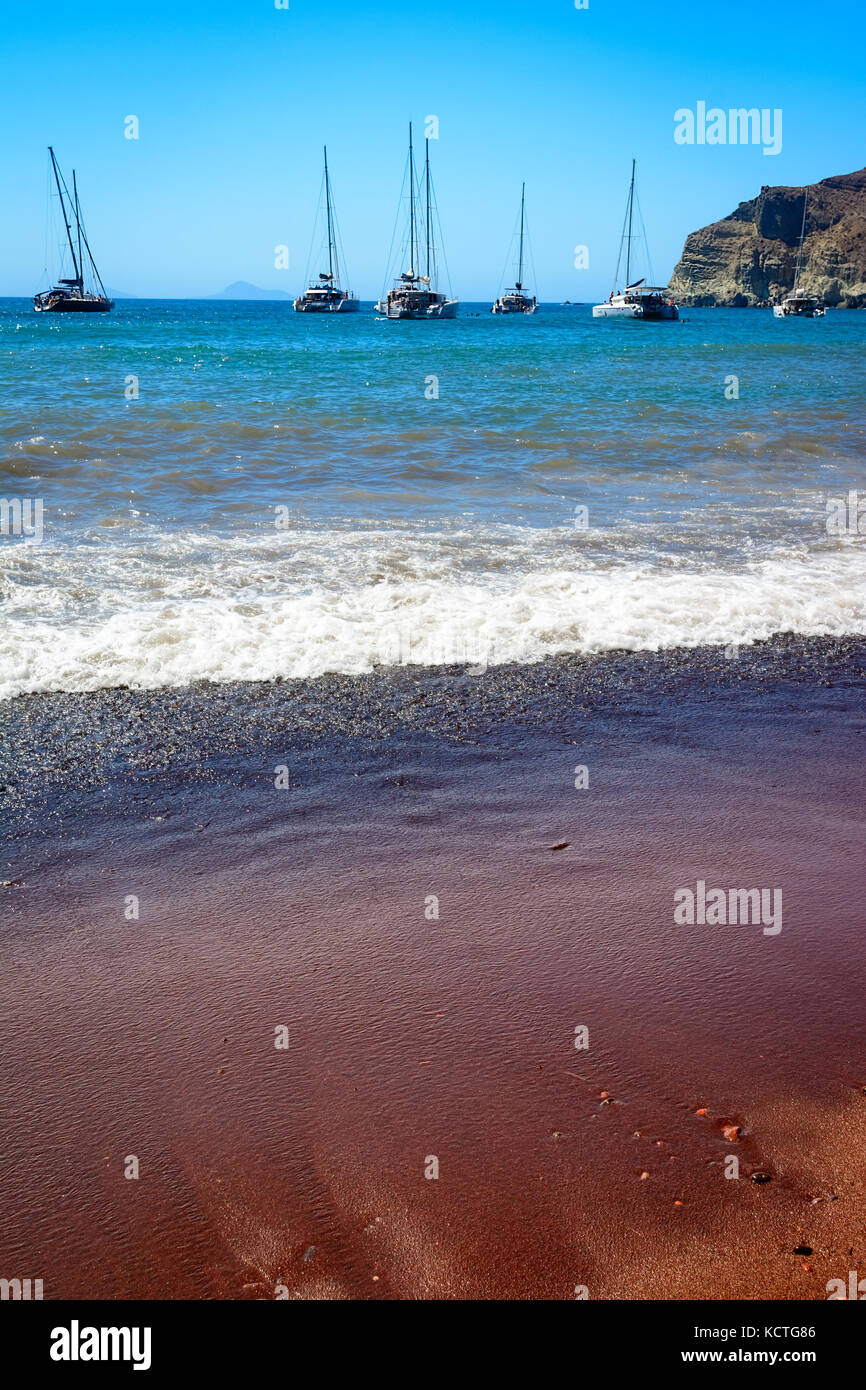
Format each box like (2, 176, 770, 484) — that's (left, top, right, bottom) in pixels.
(293, 297, 360, 313)
(592, 303, 641, 319)
(376, 300, 458, 320)
(492, 301, 537, 315)
(773, 304, 825, 318)
(592, 302, 678, 321)
(427, 299, 458, 319)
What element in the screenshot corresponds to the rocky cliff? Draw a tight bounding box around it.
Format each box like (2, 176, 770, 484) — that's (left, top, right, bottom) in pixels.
(669, 168, 866, 307)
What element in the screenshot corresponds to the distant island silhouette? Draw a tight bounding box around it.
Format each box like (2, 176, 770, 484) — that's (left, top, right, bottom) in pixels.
(207, 281, 293, 301)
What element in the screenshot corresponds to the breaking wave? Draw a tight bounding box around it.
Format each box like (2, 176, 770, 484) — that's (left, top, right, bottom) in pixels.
(1, 521, 864, 698)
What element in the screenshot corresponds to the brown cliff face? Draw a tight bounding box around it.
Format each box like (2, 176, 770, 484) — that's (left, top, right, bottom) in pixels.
(669, 168, 866, 307)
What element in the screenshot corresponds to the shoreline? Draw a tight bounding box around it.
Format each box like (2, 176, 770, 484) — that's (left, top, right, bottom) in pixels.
(4, 631, 865, 819)
(2, 634, 865, 1299)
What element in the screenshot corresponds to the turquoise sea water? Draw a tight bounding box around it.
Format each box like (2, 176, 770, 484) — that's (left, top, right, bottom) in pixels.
(0, 299, 864, 696)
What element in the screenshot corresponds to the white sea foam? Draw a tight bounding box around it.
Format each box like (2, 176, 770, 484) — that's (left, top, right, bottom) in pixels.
(1, 522, 864, 698)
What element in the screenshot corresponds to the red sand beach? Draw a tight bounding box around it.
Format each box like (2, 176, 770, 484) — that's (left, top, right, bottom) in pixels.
(1, 640, 865, 1299)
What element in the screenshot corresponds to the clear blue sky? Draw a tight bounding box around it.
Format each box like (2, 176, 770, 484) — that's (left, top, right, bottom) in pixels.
(2, 0, 864, 300)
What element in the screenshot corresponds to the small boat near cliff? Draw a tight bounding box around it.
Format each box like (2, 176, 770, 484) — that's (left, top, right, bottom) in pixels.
(294, 147, 359, 314)
(773, 192, 825, 318)
(34, 148, 113, 314)
(592, 160, 678, 322)
(773, 291, 825, 317)
(492, 183, 537, 314)
(376, 125, 458, 320)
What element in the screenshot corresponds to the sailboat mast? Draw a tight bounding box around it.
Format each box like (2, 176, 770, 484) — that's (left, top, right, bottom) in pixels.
(323, 146, 336, 283)
(408, 123, 416, 276)
(73, 171, 84, 290)
(425, 139, 432, 281)
(625, 158, 635, 288)
(517, 182, 525, 288)
(793, 191, 808, 292)
(48, 147, 81, 285)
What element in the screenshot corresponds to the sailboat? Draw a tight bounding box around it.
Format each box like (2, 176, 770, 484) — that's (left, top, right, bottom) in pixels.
(773, 192, 825, 318)
(375, 124, 458, 320)
(294, 147, 359, 313)
(34, 148, 113, 314)
(592, 160, 678, 322)
(492, 183, 537, 314)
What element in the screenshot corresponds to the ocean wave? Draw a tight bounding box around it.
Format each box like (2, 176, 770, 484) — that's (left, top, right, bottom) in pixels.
(1, 545, 864, 699)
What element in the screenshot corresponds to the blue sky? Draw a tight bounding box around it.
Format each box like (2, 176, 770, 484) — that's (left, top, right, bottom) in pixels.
(2, 0, 864, 300)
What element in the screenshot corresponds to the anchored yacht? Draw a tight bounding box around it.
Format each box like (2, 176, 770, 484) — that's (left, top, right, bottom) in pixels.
(294, 147, 359, 313)
(34, 148, 113, 313)
(492, 184, 537, 314)
(592, 160, 678, 322)
(376, 125, 457, 320)
(773, 192, 825, 318)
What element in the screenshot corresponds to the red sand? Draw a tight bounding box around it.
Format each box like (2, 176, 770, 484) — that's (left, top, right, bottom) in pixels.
(2, 705, 865, 1300)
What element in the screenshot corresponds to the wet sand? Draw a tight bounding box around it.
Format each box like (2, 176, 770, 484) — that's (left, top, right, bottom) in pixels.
(1, 636, 865, 1299)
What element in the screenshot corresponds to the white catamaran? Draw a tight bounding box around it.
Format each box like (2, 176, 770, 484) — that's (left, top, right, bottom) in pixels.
(492, 183, 537, 314)
(34, 147, 113, 314)
(773, 191, 825, 318)
(376, 124, 458, 320)
(592, 160, 678, 322)
(294, 147, 359, 313)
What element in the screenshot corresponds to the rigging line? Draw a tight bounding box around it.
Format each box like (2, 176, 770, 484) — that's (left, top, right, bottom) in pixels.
(300, 164, 327, 296)
(495, 232, 513, 297)
(41, 158, 51, 285)
(332, 208, 347, 291)
(424, 141, 435, 289)
(497, 194, 524, 294)
(48, 167, 73, 284)
(331, 191, 352, 293)
(412, 145, 425, 277)
(428, 178, 453, 300)
(408, 122, 416, 276)
(53, 157, 109, 295)
(405, 145, 424, 277)
(379, 144, 410, 300)
(612, 179, 631, 293)
(323, 146, 335, 282)
(634, 191, 655, 288)
(625, 159, 636, 287)
(73, 171, 83, 286)
(525, 207, 538, 298)
(324, 152, 351, 291)
(793, 190, 808, 290)
(49, 149, 81, 283)
(425, 139, 431, 282)
(517, 182, 525, 286)
(70, 197, 110, 297)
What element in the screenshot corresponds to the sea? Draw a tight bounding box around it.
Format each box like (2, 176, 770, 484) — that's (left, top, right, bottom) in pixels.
(3, 297, 866, 1306)
(1, 298, 864, 701)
